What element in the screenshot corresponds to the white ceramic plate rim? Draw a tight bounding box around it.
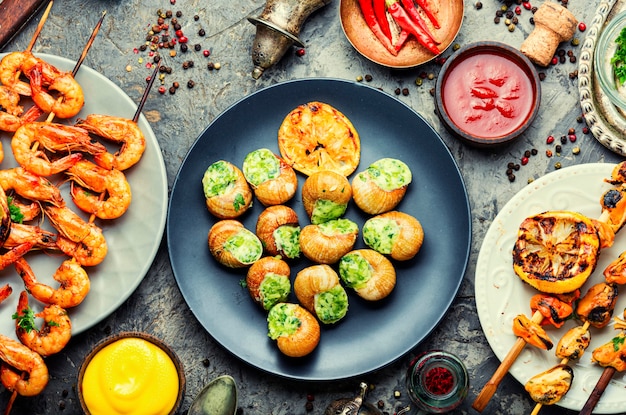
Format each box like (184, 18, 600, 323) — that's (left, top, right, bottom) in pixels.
(0, 53, 168, 337)
(475, 163, 626, 413)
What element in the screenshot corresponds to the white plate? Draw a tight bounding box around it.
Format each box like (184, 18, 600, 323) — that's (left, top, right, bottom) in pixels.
(0, 53, 168, 338)
(475, 163, 626, 413)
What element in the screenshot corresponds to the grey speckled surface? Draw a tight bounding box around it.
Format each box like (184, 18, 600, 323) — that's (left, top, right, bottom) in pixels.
(1, 0, 625, 414)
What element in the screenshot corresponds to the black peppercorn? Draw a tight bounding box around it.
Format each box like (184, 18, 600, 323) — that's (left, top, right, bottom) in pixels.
(194, 44, 201, 51)
(194, 14, 200, 21)
(180, 43, 188, 52)
(169, 86, 176, 94)
(187, 79, 195, 88)
(402, 88, 409, 96)
(176, 10, 182, 17)
(364, 74, 373, 81)
(475, 1, 483, 9)
(198, 28, 206, 36)
(394, 88, 401, 95)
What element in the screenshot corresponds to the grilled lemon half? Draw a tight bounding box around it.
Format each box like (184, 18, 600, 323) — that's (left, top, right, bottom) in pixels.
(512, 210, 601, 294)
(278, 102, 360, 177)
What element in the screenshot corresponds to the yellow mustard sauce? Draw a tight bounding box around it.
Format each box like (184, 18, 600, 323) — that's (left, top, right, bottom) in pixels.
(82, 337, 179, 415)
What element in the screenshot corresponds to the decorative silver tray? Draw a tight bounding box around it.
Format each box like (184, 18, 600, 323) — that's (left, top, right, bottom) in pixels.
(579, 0, 626, 155)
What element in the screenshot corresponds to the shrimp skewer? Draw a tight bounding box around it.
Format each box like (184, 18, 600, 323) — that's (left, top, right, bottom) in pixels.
(4, 223, 57, 250)
(45, 205, 107, 266)
(15, 257, 89, 308)
(0, 167, 64, 206)
(67, 159, 131, 220)
(13, 290, 72, 357)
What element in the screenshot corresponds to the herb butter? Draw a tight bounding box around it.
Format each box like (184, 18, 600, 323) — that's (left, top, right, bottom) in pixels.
(363, 158, 412, 192)
(267, 303, 302, 339)
(314, 285, 349, 324)
(311, 199, 348, 224)
(274, 225, 301, 259)
(224, 229, 263, 264)
(318, 218, 358, 235)
(202, 160, 238, 198)
(259, 273, 291, 311)
(338, 252, 372, 288)
(362, 217, 400, 254)
(242, 148, 281, 186)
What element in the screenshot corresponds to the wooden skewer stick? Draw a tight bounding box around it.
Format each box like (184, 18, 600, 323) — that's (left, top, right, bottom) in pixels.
(26, 0, 54, 52)
(472, 310, 544, 412)
(579, 366, 617, 415)
(45, 11, 106, 124)
(529, 321, 591, 415)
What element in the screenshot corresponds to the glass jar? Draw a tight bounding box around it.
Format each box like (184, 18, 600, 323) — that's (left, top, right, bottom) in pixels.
(405, 350, 469, 414)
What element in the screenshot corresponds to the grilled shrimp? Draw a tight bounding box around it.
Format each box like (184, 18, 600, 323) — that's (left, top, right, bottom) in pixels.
(0, 85, 23, 116)
(0, 167, 64, 206)
(4, 223, 57, 250)
(0, 51, 34, 96)
(0, 283, 12, 304)
(76, 114, 146, 171)
(12, 122, 106, 176)
(0, 333, 49, 396)
(67, 160, 131, 219)
(45, 205, 107, 266)
(27, 63, 84, 119)
(14, 291, 71, 357)
(15, 257, 89, 308)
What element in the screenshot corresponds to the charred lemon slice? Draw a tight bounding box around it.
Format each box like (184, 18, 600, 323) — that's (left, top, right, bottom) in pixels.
(278, 102, 360, 177)
(512, 210, 600, 294)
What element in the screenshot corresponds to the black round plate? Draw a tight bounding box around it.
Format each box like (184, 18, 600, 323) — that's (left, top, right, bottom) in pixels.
(167, 78, 471, 381)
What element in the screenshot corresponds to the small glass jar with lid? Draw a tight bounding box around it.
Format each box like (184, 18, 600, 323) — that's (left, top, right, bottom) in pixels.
(404, 350, 469, 414)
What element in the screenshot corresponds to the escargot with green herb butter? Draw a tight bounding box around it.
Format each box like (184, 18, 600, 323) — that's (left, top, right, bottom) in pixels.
(338, 249, 396, 301)
(363, 211, 424, 261)
(242, 148, 298, 206)
(299, 218, 358, 264)
(302, 170, 352, 224)
(246, 256, 291, 311)
(294, 264, 349, 325)
(352, 158, 412, 215)
(208, 220, 263, 268)
(202, 160, 253, 219)
(255, 205, 301, 259)
(267, 302, 320, 357)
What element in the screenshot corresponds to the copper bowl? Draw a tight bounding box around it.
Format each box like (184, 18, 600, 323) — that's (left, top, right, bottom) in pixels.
(435, 41, 541, 148)
(339, 0, 464, 68)
(77, 331, 186, 415)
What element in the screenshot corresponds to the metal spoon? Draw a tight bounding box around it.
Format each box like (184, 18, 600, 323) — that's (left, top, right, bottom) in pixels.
(188, 375, 238, 415)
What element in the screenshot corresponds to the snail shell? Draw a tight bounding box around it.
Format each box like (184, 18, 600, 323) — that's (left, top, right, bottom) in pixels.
(243, 148, 298, 206)
(338, 249, 396, 301)
(299, 218, 358, 264)
(267, 302, 320, 357)
(202, 160, 253, 219)
(352, 158, 412, 215)
(294, 264, 349, 324)
(246, 256, 291, 311)
(208, 220, 263, 268)
(255, 205, 301, 259)
(302, 170, 352, 224)
(362, 211, 424, 261)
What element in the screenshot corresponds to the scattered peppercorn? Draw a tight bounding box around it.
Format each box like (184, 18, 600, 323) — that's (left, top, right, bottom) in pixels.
(546, 149, 553, 157)
(578, 22, 586, 31)
(365, 74, 373, 82)
(475, 1, 483, 9)
(158, 86, 166, 94)
(560, 135, 567, 144)
(378, 400, 385, 409)
(572, 146, 581, 155)
(305, 401, 314, 412)
(402, 88, 409, 96)
(169, 86, 176, 94)
(521, 156, 529, 165)
(194, 14, 200, 21)
(194, 44, 202, 51)
(582, 126, 589, 134)
(546, 135, 555, 144)
(394, 390, 401, 398)
(356, 75, 363, 82)
(202, 358, 210, 367)
(415, 78, 423, 86)
(187, 79, 195, 88)
(508, 173, 516, 182)
(296, 48, 306, 57)
(395, 88, 401, 95)
(531, 148, 538, 155)
(556, 144, 562, 153)
(555, 162, 562, 169)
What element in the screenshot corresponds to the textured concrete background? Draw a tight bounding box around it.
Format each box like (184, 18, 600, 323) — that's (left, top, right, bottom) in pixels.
(1, 0, 626, 414)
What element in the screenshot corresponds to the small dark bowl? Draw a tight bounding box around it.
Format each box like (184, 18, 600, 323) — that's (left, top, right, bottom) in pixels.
(435, 41, 541, 148)
(77, 331, 186, 415)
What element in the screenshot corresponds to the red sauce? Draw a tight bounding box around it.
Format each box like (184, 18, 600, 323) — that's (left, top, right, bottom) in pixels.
(442, 51, 535, 139)
(424, 366, 455, 395)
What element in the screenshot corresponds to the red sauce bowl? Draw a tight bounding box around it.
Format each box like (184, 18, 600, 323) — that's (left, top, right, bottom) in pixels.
(435, 41, 541, 148)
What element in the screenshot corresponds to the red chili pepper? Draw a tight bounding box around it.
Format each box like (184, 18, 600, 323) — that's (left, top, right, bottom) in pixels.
(359, 0, 398, 56)
(394, 29, 410, 53)
(400, 0, 439, 44)
(374, 0, 392, 41)
(386, 0, 440, 55)
(415, 0, 440, 28)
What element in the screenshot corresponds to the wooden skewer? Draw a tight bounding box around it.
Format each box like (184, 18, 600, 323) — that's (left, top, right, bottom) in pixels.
(579, 366, 617, 415)
(26, 0, 54, 52)
(472, 310, 544, 412)
(529, 321, 591, 415)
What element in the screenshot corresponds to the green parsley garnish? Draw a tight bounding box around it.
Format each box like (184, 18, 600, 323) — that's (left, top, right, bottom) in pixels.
(7, 196, 24, 224)
(611, 27, 626, 86)
(612, 334, 625, 352)
(12, 307, 36, 333)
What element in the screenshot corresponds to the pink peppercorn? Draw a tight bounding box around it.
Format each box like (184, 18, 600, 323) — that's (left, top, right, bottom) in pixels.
(296, 48, 306, 57)
(521, 156, 529, 165)
(523, 1, 531, 10)
(546, 135, 555, 144)
(178, 35, 188, 43)
(158, 86, 166, 94)
(569, 134, 577, 142)
(515, 6, 521, 14)
(551, 56, 558, 65)
(578, 22, 586, 32)
(175, 30, 184, 38)
(203, 50, 210, 57)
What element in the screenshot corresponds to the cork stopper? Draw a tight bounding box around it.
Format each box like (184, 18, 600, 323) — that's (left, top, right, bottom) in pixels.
(519, 2, 578, 67)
